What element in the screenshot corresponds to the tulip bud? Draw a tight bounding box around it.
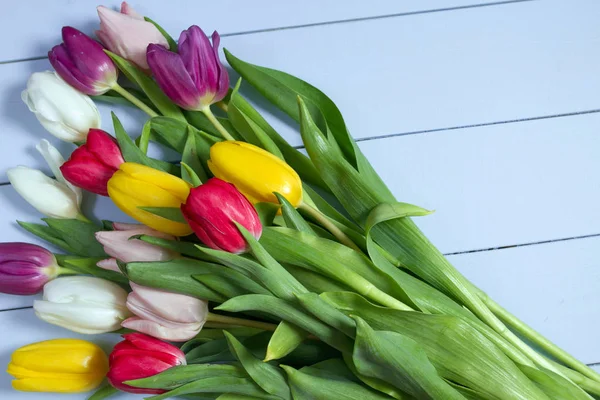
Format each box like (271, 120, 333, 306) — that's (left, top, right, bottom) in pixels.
(33, 276, 131, 334)
(122, 283, 208, 342)
(96, 2, 169, 70)
(60, 129, 124, 196)
(107, 333, 186, 394)
(0, 243, 59, 295)
(22, 71, 101, 143)
(147, 26, 228, 110)
(49, 26, 117, 95)
(181, 178, 262, 253)
(95, 223, 178, 270)
(107, 162, 193, 236)
(208, 141, 303, 207)
(7, 140, 83, 219)
(8, 339, 108, 393)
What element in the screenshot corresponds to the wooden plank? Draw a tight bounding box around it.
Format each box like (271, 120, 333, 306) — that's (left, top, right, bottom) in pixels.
(452, 235, 600, 365)
(0, 235, 597, 399)
(0, 0, 503, 62)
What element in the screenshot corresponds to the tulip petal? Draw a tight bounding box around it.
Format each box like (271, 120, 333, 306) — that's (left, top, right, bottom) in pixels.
(179, 26, 219, 100)
(97, 258, 121, 273)
(43, 276, 128, 306)
(34, 300, 127, 334)
(147, 44, 202, 110)
(86, 129, 124, 169)
(48, 44, 98, 95)
(120, 333, 186, 364)
(7, 166, 81, 219)
(122, 317, 200, 342)
(95, 229, 176, 262)
(97, 6, 168, 70)
(120, 2, 144, 20)
(211, 31, 230, 103)
(36, 139, 82, 205)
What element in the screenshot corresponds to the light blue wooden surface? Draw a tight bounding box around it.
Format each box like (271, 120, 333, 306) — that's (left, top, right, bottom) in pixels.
(0, 0, 598, 398)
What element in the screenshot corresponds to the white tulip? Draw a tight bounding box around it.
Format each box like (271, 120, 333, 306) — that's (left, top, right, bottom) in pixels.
(7, 140, 82, 219)
(22, 71, 101, 143)
(33, 276, 131, 334)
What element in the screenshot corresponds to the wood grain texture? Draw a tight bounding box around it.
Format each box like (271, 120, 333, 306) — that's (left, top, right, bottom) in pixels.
(0, 0, 507, 62)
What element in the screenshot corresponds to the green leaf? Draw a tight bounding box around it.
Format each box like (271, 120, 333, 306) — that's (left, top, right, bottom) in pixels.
(295, 292, 355, 338)
(224, 331, 292, 400)
(281, 365, 391, 400)
(352, 316, 466, 400)
(150, 117, 220, 152)
(216, 295, 353, 354)
(217, 395, 263, 400)
(17, 221, 74, 252)
(60, 257, 129, 287)
(92, 88, 155, 110)
(224, 50, 356, 168)
(127, 364, 247, 390)
(42, 219, 106, 257)
(193, 273, 271, 298)
(126, 259, 227, 302)
(322, 292, 549, 400)
(106, 50, 185, 121)
(365, 203, 433, 237)
(138, 207, 187, 223)
(138, 119, 152, 154)
(182, 128, 208, 183)
(112, 113, 179, 175)
(275, 193, 314, 234)
(519, 364, 591, 400)
(181, 162, 203, 186)
(265, 321, 310, 362)
(224, 75, 328, 191)
(283, 264, 354, 294)
(87, 384, 118, 400)
(254, 202, 279, 226)
(342, 354, 409, 400)
(145, 376, 275, 400)
(228, 79, 283, 159)
(144, 17, 178, 52)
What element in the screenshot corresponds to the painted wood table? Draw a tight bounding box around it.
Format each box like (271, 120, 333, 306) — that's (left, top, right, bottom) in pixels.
(0, 0, 598, 398)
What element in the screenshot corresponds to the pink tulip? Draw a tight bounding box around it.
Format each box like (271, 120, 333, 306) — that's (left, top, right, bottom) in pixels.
(95, 223, 178, 273)
(122, 283, 208, 342)
(96, 2, 169, 70)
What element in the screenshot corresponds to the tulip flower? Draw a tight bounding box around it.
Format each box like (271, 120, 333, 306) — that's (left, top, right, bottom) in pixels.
(107, 333, 186, 394)
(107, 162, 193, 236)
(22, 71, 101, 143)
(33, 276, 131, 334)
(49, 26, 117, 95)
(7, 140, 83, 220)
(96, 2, 169, 70)
(0, 243, 61, 295)
(208, 141, 303, 207)
(122, 283, 208, 342)
(95, 222, 178, 272)
(60, 129, 124, 196)
(181, 178, 262, 253)
(147, 26, 229, 111)
(7, 339, 108, 393)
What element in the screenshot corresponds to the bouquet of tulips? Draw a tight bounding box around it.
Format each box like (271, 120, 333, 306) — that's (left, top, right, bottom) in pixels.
(3, 3, 599, 399)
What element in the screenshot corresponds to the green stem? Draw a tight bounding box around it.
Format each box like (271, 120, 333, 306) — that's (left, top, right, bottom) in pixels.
(112, 83, 158, 117)
(299, 202, 363, 253)
(482, 293, 600, 383)
(206, 312, 277, 331)
(202, 106, 235, 141)
(57, 266, 78, 276)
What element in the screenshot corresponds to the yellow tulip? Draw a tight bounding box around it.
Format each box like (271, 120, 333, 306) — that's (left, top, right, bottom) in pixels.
(7, 339, 108, 393)
(208, 141, 303, 207)
(107, 162, 193, 236)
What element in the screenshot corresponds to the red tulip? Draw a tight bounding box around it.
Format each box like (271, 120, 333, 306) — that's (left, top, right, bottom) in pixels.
(181, 178, 262, 253)
(107, 333, 186, 394)
(60, 129, 124, 196)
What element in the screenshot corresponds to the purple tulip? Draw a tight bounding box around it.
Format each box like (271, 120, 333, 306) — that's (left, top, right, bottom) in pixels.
(147, 26, 229, 110)
(0, 243, 59, 295)
(49, 26, 118, 95)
